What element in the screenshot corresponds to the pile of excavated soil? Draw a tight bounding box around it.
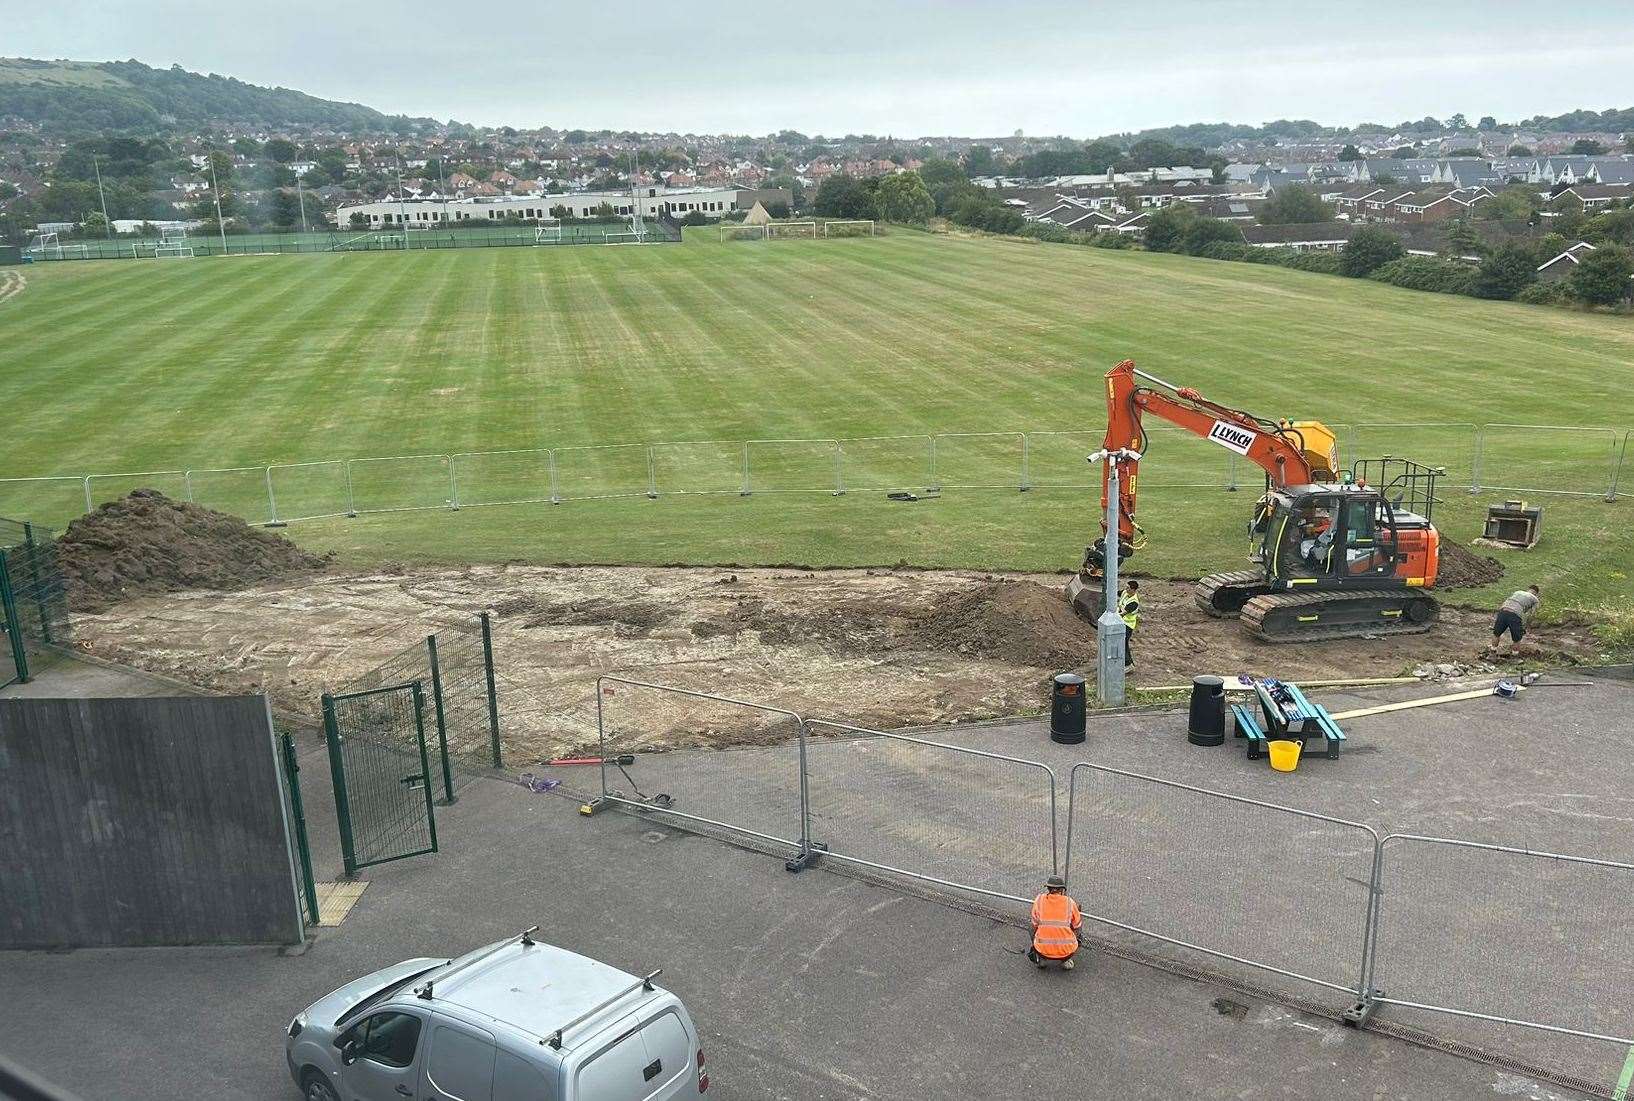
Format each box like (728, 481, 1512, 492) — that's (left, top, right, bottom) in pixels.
(1437, 539, 1506, 590)
(57, 490, 330, 613)
(912, 579, 1088, 669)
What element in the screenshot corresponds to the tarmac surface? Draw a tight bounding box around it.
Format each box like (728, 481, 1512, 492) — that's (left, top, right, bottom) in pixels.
(2, 658, 1626, 1100)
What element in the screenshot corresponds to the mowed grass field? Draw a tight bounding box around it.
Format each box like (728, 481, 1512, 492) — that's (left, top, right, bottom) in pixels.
(2, 232, 1632, 637)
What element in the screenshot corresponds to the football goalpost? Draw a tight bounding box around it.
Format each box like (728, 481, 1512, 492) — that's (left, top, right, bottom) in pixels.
(26, 231, 62, 260)
(720, 223, 766, 242)
(154, 225, 195, 259)
(823, 220, 876, 237)
(535, 219, 562, 243)
(766, 221, 818, 240)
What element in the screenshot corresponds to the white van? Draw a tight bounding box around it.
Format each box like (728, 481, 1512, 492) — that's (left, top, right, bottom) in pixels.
(285, 928, 707, 1101)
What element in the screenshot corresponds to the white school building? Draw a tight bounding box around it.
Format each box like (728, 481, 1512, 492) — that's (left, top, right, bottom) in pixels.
(335, 186, 779, 228)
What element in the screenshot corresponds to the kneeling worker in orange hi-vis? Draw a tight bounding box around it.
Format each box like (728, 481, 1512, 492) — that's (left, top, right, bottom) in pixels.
(1029, 875, 1083, 970)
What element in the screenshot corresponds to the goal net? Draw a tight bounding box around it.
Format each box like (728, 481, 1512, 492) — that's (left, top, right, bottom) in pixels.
(535, 220, 562, 243)
(766, 221, 818, 240)
(721, 224, 766, 242)
(155, 225, 194, 259)
(603, 231, 642, 244)
(823, 220, 876, 238)
(26, 231, 62, 260)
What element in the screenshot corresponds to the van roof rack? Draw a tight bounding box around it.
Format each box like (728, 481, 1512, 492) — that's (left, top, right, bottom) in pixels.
(416, 926, 540, 1000)
(544, 970, 663, 1050)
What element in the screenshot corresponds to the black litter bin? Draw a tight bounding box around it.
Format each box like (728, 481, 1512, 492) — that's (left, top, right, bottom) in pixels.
(1188, 675, 1226, 746)
(1051, 672, 1087, 744)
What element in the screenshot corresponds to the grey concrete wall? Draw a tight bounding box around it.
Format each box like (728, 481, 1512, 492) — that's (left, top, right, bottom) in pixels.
(0, 695, 304, 948)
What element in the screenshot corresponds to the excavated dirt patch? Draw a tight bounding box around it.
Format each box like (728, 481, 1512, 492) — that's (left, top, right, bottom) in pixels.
(68, 564, 1600, 764)
(1436, 539, 1506, 589)
(55, 490, 330, 613)
(913, 580, 1088, 668)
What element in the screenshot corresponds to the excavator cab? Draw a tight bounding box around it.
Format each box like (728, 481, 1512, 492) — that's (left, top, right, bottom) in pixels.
(1255, 488, 1402, 584)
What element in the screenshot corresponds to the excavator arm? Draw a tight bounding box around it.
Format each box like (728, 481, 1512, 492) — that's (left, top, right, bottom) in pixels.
(1094, 359, 1321, 566)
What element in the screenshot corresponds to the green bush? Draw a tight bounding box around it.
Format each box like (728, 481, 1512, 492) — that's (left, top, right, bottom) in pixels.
(1196, 240, 1251, 261)
(1235, 247, 1284, 264)
(1282, 251, 1342, 275)
(1514, 281, 1569, 306)
(1090, 232, 1133, 249)
(1339, 226, 1405, 277)
(1369, 256, 1477, 295)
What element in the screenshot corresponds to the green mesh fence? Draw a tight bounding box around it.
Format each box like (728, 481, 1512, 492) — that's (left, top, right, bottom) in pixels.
(0, 517, 72, 688)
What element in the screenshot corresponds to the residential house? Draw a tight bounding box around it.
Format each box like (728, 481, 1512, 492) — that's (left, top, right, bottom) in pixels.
(1555, 183, 1632, 211)
(1535, 241, 1597, 283)
(1239, 221, 1355, 251)
(1390, 186, 1493, 224)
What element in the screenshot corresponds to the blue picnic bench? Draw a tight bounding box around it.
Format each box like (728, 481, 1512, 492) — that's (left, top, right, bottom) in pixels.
(1230, 679, 1346, 760)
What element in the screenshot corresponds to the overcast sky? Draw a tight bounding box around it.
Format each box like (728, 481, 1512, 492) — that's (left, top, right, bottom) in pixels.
(6, 0, 1634, 137)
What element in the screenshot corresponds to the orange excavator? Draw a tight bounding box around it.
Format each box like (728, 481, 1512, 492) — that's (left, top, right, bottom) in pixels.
(1067, 360, 1443, 643)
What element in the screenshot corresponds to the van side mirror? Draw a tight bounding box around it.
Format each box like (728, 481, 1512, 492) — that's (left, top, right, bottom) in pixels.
(340, 1040, 359, 1067)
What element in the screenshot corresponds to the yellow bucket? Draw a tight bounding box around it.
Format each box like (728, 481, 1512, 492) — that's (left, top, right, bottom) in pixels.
(1267, 739, 1302, 772)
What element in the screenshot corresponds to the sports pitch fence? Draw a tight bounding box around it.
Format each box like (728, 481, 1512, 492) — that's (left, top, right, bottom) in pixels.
(589, 676, 1634, 1094)
(21, 221, 681, 261)
(3, 422, 1629, 532)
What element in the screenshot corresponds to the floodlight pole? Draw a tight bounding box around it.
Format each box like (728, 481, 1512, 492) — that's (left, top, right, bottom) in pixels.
(209, 156, 228, 254)
(92, 154, 112, 238)
(296, 174, 310, 234)
(395, 153, 409, 247)
(1087, 447, 1139, 706)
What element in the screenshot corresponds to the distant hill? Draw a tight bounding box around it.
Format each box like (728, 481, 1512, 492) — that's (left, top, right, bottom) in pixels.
(0, 58, 443, 135)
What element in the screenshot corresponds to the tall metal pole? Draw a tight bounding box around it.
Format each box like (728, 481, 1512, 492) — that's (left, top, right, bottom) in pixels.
(209, 155, 228, 254)
(91, 154, 112, 238)
(395, 153, 409, 247)
(295, 174, 310, 234)
(1089, 448, 1138, 706)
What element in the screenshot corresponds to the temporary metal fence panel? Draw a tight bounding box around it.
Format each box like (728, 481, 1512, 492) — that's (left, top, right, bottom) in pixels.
(1347, 423, 1477, 490)
(270, 461, 355, 522)
(0, 478, 86, 531)
(1365, 834, 1634, 1075)
(346, 454, 454, 514)
(1021, 431, 1100, 489)
(184, 466, 273, 525)
(84, 470, 190, 512)
(835, 436, 935, 493)
(1065, 762, 1378, 998)
(450, 449, 555, 508)
(803, 720, 1058, 904)
(649, 440, 745, 496)
(595, 676, 811, 860)
(743, 439, 842, 494)
(323, 681, 438, 877)
(929, 432, 1025, 490)
(552, 444, 652, 502)
(1473, 424, 1623, 499)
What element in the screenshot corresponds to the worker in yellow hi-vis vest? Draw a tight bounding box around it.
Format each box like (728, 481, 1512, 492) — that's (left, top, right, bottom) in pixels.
(1118, 580, 1140, 670)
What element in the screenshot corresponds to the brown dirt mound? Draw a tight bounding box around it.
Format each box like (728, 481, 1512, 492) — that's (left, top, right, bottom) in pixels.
(913, 579, 1086, 668)
(1437, 539, 1505, 589)
(57, 490, 330, 613)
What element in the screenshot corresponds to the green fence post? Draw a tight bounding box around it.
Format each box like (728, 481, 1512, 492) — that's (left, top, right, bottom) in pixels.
(0, 550, 30, 685)
(412, 682, 439, 854)
(322, 694, 359, 878)
(281, 732, 322, 926)
(426, 634, 456, 804)
(480, 612, 503, 767)
(21, 523, 52, 646)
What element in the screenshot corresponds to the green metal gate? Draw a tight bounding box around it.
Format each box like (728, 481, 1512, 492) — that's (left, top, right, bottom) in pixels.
(279, 732, 322, 926)
(322, 681, 439, 878)
(0, 519, 72, 690)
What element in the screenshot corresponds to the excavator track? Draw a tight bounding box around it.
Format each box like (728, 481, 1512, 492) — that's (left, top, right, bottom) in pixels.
(1194, 570, 1271, 618)
(1240, 589, 1439, 643)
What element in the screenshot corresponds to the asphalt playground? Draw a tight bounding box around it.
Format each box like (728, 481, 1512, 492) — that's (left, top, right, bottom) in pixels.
(3, 658, 1630, 1099)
